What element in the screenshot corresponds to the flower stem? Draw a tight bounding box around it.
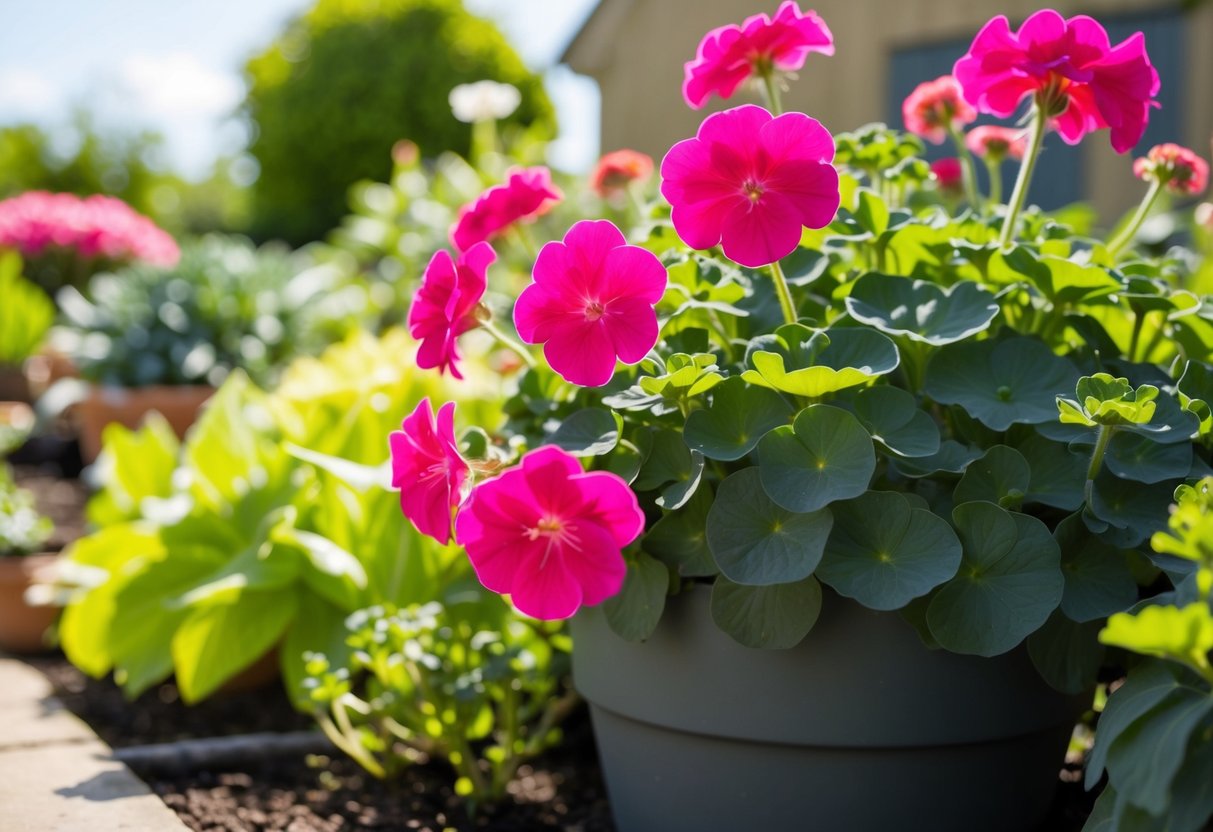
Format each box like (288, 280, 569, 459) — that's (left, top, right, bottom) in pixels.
(760, 70, 783, 116)
(998, 105, 1047, 250)
(948, 124, 981, 211)
(983, 157, 1003, 208)
(1106, 178, 1163, 259)
(1084, 425, 1115, 506)
(768, 259, 798, 325)
(481, 317, 538, 370)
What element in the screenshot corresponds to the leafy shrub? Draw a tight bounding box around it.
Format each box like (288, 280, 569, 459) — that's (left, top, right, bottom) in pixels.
(0, 465, 52, 557)
(58, 235, 363, 388)
(243, 0, 555, 245)
(0, 253, 54, 368)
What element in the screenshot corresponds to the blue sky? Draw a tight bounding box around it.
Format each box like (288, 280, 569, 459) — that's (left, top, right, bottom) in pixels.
(0, 0, 601, 178)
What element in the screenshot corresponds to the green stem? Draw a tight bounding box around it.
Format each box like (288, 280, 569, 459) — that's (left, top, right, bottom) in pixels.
(948, 124, 981, 211)
(768, 259, 798, 325)
(983, 157, 1003, 209)
(998, 105, 1048, 250)
(1106, 178, 1163, 259)
(705, 309, 737, 363)
(760, 70, 783, 116)
(1127, 308, 1146, 363)
(1084, 425, 1115, 506)
(481, 317, 538, 370)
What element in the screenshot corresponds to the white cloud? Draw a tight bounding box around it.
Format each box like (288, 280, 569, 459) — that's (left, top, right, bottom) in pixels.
(0, 69, 61, 119)
(117, 52, 243, 120)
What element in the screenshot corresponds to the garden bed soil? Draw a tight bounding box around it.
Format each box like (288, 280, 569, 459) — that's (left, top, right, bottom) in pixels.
(28, 656, 1099, 832)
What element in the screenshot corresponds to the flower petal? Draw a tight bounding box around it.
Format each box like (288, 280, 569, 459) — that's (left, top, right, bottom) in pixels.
(720, 191, 804, 268)
(543, 318, 619, 387)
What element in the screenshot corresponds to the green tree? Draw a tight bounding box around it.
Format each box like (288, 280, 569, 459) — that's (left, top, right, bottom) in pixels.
(243, 0, 555, 245)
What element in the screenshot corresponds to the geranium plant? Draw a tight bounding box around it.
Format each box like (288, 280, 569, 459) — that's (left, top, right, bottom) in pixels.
(373, 4, 1210, 823)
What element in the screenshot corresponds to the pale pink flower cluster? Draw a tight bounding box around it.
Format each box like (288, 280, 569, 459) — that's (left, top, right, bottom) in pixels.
(0, 191, 179, 266)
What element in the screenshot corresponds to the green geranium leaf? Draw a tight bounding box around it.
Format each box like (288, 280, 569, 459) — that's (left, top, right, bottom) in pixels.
(853, 188, 890, 237)
(1017, 434, 1088, 511)
(1105, 688, 1213, 817)
(818, 491, 962, 610)
(1088, 472, 1176, 549)
(642, 485, 718, 577)
(710, 575, 823, 649)
(742, 324, 899, 398)
(1053, 514, 1137, 623)
(851, 386, 940, 458)
(1058, 374, 1159, 428)
(638, 352, 724, 400)
(1026, 611, 1104, 695)
(657, 450, 704, 510)
(1085, 660, 1194, 790)
(1105, 431, 1193, 484)
(891, 440, 981, 478)
(952, 445, 1030, 509)
(684, 377, 793, 461)
(1177, 360, 1213, 437)
(603, 551, 669, 643)
(844, 273, 999, 345)
(757, 404, 875, 513)
(548, 408, 621, 457)
(990, 248, 1120, 304)
(706, 467, 833, 586)
(634, 429, 702, 511)
(925, 337, 1080, 431)
(926, 502, 1063, 656)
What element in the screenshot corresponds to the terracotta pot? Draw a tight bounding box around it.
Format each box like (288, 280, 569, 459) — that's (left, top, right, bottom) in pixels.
(76, 385, 214, 464)
(0, 366, 31, 403)
(24, 348, 78, 399)
(573, 587, 1082, 832)
(0, 554, 60, 654)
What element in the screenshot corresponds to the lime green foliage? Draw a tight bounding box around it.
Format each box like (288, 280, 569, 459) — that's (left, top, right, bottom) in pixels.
(1058, 374, 1159, 427)
(0, 253, 54, 367)
(0, 465, 52, 557)
(56, 330, 470, 704)
(58, 235, 364, 387)
(304, 602, 574, 806)
(243, 0, 555, 244)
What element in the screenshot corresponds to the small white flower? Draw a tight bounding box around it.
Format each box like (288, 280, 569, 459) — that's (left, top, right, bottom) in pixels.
(449, 80, 521, 124)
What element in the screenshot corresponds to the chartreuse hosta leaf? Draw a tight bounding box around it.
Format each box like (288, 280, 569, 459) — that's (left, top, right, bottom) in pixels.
(1177, 360, 1213, 438)
(683, 376, 793, 461)
(756, 405, 875, 513)
(638, 352, 725, 400)
(844, 273, 999, 346)
(952, 445, 1029, 509)
(705, 467, 833, 586)
(1053, 514, 1137, 623)
(1057, 373, 1159, 428)
(924, 336, 1080, 431)
(926, 502, 1064, 657)
(742, 324, 899, 398)
(710, 575, 823, 649)
(1151, 477, 1213, 564)
(850, 386, 939, 458)
(817, 491, 962, 610)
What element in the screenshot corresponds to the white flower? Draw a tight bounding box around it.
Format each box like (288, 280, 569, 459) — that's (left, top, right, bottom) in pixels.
(448, 81, 521, 124)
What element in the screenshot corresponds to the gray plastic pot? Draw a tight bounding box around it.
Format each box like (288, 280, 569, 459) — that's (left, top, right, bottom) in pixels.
(571, 586, 1080, 832)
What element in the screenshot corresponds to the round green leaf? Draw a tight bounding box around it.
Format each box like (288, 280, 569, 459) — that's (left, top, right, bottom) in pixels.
(710, 575, 822, 649)
(706, 468, 833, 586)
(952, 445, 1030, 509)
(1053, 513, 1137, 623)
(742, 325, 899, 398)
(603, 551, 670, 643)
(683, 377, 793, 461)
(1105, 431, 1193, 484)
(851, 386, 940, 458)
(1026, 611, 1104, 695)
(924, 336, 1080, 431)
(891, 440, 981, 478)
(548, 408, 620, 457)
(633, 428, 703, 509)
(818, 491, 962, 610)
(926, 502, 1063, 656)
(1017, 434, 1087, 511)
(642, 485, 718, 577)
(845, 273, 999, 345)
(756, 405, 875, 513)
(1088, 471, 1176, 549)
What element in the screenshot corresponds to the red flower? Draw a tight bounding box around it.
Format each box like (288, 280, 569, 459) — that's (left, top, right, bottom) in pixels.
(590, 150, 654, 198)
(1132, 144, 1209, 196)
(408, 242, 494, 379)
(902, 76, 976, 144)
(683, 1, 833, 110)
(954, 10, 1159, 153)
(931, 157, 964, 193)
(449, 167, 562, 252)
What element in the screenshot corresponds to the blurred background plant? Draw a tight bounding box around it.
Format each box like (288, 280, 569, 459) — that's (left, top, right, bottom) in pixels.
(0, 253, 55, 380)
(0, 465, 52, 558)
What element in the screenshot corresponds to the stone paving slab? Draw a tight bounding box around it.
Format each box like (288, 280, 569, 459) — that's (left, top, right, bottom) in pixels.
(0, 656, 188, 831)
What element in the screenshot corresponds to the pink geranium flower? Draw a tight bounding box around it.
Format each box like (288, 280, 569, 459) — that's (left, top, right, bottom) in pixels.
(965, 125, 1028, 161)
(454, 445, 643, 620)
(590, 149, 654, 198)
(514, 220, 667, 387)
(1133, 144, 1209, 196)
(408, 242, 495, 379)
(0, 191, 178, 266)
(660, 104, 840, 268)
(389, 398, 470, 546)
(931, 158, 964, 194)
(954, 10, 1159, 154)
(449, 167, 562, 252)
(902, 76, 976, 144)
(683, 1, 833, 110)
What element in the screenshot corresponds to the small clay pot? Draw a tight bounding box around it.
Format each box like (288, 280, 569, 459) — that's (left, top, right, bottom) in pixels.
(0, 554, 60, 654)
(76, 385, 214, 464)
